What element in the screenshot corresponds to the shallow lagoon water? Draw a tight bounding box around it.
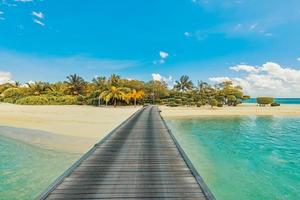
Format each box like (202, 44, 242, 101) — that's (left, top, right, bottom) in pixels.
(167, 116, 300, 200)
(0, 133, 79, 200)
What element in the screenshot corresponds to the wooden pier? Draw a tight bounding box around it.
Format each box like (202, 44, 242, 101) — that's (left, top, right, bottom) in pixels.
(37, 106, 215, 200)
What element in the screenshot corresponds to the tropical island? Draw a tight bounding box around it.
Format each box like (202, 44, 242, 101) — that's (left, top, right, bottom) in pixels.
(1, 73, 251, 107)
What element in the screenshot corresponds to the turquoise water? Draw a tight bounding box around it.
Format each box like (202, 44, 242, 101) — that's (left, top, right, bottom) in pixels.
(244, 98, 300, 104)
(167, 117, 300, 200)
(0, 135, 79, 200)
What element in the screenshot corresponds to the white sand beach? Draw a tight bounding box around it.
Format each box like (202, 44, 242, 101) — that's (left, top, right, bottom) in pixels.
(160, 103, 300, 118)
(0, 103, 140, 153)
(1, 103, 300, 153)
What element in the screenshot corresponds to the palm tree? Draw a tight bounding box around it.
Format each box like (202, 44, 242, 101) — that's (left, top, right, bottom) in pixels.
(197, 81, 208, 93)
(65, 74, 85, 95)
(92, 76, 106, 88)
(109, 74, 121, 87)
(128, 89, 144, 107)
(100, 86, 128, 107)
(14, 81, 22, 87)
(26, 81, 50, 95)
(174, 75, 194, 92)
(92, 76, 107, 106)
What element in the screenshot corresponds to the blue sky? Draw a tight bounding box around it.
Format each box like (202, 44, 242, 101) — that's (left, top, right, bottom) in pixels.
(1, 0, 300, 97)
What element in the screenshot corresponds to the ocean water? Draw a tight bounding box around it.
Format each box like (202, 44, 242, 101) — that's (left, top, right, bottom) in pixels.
(244, 98, 300, 104)
(0, 134, 79, 200)
(167, 117, 300, 200)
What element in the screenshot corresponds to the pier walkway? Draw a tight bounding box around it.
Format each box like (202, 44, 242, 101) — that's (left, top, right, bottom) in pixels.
(38, 106, 215, 200)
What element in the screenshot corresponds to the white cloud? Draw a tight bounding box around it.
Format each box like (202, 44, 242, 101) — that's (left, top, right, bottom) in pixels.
(32, 11, 44, 19)
(152, 73, 163, 81)
(209, 62, 300, 97)
(230, 64, 260, 73)
(14, 0, 33, 2)
(0, 72, 13, 84)
(159, 51, 169, 59)
(152, 73, 172, 82)
(151, 73, 173, 88)
(184, 32, 191, 37)
(209, 76, 231, 83)
(297, 57, 300, 61)
(261, 62, 300, 83)
(33, 19, 45, 26)
(1, 0, 17, 7)
(249, 23, 258, 30)
(153, 51, 169, 65)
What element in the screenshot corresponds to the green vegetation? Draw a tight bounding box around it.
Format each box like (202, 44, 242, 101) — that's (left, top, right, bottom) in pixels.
(0, 74, 250, 107)
(100, 86, 129, 107)
(174, 75, 194, 92)
(256, 97, 274, 106)
(271, 102, 280, 107)
(209, 99, 218, 108)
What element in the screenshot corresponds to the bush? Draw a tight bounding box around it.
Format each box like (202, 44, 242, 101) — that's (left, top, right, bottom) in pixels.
(161, 99, 168, 104)
(271, 102, 280, 107)
(217, 103, 223, 107)
(198, 99, 206, 106)
(174, 99, 182, 105)
(189, 102, 195, 106)
(1, 88, 23, 99)
(166, 102, 179, 107)
(227, 95, 237, 102)
(181, 97, 188, 101)
(56, 95, 81, 105)
(87, 98, 100, 106)
(183, 101, 189, 105)
(154, 99, 162, 104)
(243, 95, 251, 100)
(1, 88, 24, 103)
(257, 97, 274, 106)
(15, 95, 87, 105)
(227, 95, 237, 106)
(167, 98, 175, 102)
(0, 84, 14, 94)
(3, 98, 15, 104)
(76, 95, 85, 105)
(209, 99, 218, 108)
(196, 102, 201, 107)
(234, 99, 243, 106)
(16, 96, 49, 105)
(186, 98, 195, 106)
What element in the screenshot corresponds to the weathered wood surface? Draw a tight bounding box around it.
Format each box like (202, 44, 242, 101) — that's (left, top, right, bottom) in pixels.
(38, 106, 215, 200)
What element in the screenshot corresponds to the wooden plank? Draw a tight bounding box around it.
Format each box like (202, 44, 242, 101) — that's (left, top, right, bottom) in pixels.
(51, 187, 203, 194)
(36, 106, 215, 200)
(46, 192, 206, 199)
(56, 184, 201, 190)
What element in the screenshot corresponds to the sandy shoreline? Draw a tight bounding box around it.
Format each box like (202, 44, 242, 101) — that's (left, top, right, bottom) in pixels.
(1, 103, 300, 153)
(0, 103, 140, 153)
(160, 103, 300, 118)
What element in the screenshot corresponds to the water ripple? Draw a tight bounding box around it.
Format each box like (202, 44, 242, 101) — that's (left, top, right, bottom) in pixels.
(167, 116, 300, 200)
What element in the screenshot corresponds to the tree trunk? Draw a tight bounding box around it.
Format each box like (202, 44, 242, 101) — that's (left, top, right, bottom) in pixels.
(134, 98, 136, 107)
(114, 99, 117, 107)
(98, 97, 101, 107)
